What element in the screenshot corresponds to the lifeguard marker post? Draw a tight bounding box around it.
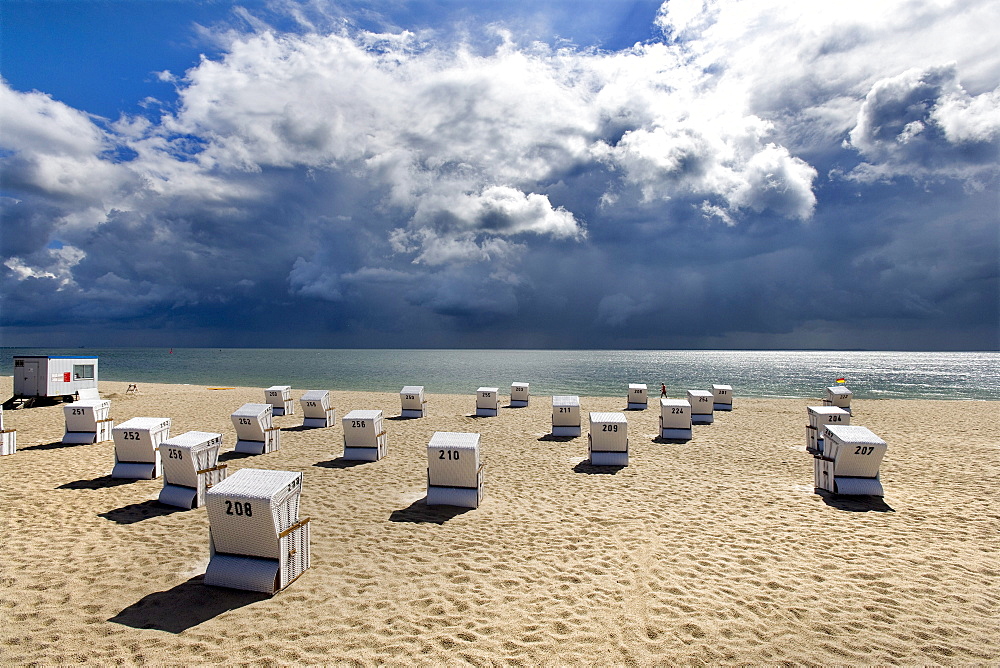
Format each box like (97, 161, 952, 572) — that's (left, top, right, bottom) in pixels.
(813, 424, 887, 496)
(400, 386, 427, 418)
(552, 395, 582, 437)
(588, 412, 628, 466)
(62, 399, 113, 444)
(159, 431, 227, 509)
(0, 407, 16, 456)
(231, 403, 280, 455)
(265, 386, 293, 417)
(426, 431, 484, 509)
(687, 390, 714, 425)
(111, 417, 171, 479)
(342, 410, 386, 461)
(204, 468, 311, 594)
(510, 382, 529, 407)
(627, 384, 648, 410)
(712, 384, 733, 411)
(659, 398, 692, 441)
(476, 387, 499, 417)
(300, 390, 336, 428)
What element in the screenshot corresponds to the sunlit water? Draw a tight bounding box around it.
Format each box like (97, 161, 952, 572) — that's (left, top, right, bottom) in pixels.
(4, 348, 996, 400)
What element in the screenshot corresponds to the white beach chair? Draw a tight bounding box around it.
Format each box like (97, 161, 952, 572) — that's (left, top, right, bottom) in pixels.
(400, 386, 427, 418)
(823, 386, 853, 413)
(265, 386, 294, 416)
(111, 417, 171, 479)
(475, 387, 499, 417)
(686, 390, 715, 425)
(342, 410, 386, 461)
(659, 398, 692, 441)
(426, 432, 484, 509)
(62, 399, 113, 444)
(627, 384, 648, 410)
(300, 390, 336, 428)
(552, 395, 582, 437)
(204, 468, 311, 594)
(805, 406, 850, 454)
(231, 403, 280, 455)
(0, 407, 16, 456)
(712, 384, 733, 411)
(588, 412, 628, 466)
(159, 431, 227, 509)
(814, 424, 887, 496)
(510, 382, 529, 407)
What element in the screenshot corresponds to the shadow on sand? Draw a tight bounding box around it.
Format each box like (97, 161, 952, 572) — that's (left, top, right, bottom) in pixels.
(57, 475, 136, 490)
(573, 461, 625, 475)
(99, 499, 187, 524)
(109, 575, 269, 633)
(817, 490, 895, 512)
(313, 457, 374, 470)
(389, 497, 473, 524)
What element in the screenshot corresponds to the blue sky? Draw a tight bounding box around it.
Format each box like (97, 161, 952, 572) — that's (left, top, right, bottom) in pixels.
(1, 0, 998, 349)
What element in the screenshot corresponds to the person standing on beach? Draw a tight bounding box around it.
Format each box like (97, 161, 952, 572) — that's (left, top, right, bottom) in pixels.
(660, 383, 667, 398)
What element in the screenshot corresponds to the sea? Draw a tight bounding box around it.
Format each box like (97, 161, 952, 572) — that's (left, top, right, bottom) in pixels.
(3, 348, 997, 401)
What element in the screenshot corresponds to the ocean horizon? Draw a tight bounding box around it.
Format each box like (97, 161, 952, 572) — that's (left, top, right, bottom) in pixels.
(3, 348, 996, 401)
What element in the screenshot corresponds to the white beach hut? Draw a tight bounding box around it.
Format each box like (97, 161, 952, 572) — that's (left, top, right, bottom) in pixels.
(342, 409, 386, 461)
(823, 385, 853, 413)
(627, 384, 648, 410)
(0, 407, 16, 456)
(400, 386, 427, 418)
(712, 384, 733, 411)
(588, 412, 629, 466)
(204, 468, 311, 594)
(265, 386, 293, 417)
(805, 406, 850, 454)
(12, 355, 98, 404)
(510, 382, 529, 408)
(111, 417, 171, 479)
(62, 399, 113, 444)
(814, 425, 887, 496)
(426, 431, 484, 509)
(686, 390, 715, 425)
(231, 403, 280, 455)
(300, 390, 335, 428)
(475, 388, 499, 417)
(659, 398, 692, 441)
(158, 431, 227, 509)
(552, 395, 582, 437)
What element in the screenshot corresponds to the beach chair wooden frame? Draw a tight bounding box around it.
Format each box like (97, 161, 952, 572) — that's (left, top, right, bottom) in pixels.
(342, 410, 387, 461)
(265, 386, 294, 417)
(400, 386, 427, 418)
(659, 398, 692, 441)
(231, 403, 280, 455)
(687, 390, 715, 425)
(475, 388, 499, 417)
(426, 432, 484, 509)
(111, 417, 171, 480)
(159, 431, 227, 509)
(712, 384, 733, 411)
(589, 412, 629, 466)
(62, 400, 113, 444)
(814, 424, 887, 496)
(204, 469, 311, 594)
(0, 407, 15, 456)
(300, 390, 336, 428)
(627, 384, 648, 410)
(509, 382, 529, 408)
(552, 395, 582, 437)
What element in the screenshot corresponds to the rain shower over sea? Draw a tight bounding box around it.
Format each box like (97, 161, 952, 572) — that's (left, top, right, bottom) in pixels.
(4, 348, 996, 401)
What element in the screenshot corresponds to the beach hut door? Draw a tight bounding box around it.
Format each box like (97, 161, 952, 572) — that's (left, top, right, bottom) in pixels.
(19, 360, 40, 396)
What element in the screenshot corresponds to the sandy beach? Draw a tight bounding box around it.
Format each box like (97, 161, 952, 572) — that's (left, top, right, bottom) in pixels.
(1, 376, 997, 666)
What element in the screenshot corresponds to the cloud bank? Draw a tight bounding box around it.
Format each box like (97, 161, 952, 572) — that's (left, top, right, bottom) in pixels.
(2, 0, 997, 349)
